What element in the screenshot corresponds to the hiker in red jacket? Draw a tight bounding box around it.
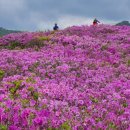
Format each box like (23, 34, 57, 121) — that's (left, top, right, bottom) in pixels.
(93, 18, 100, 25)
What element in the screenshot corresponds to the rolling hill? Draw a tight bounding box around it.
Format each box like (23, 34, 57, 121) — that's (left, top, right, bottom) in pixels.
(0, 27, 21, 36)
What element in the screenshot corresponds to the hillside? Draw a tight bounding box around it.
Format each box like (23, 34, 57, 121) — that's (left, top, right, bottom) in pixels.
(0, 25, 129, 130)
(0, 27, 21, 36)
(116, 21, 130, 26)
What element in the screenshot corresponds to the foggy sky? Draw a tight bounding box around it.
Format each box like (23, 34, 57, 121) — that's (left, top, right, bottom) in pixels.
(0, 0, 129, 31)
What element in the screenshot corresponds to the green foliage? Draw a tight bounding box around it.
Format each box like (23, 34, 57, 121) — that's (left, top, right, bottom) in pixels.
(127, 60, 130, 66)
(13, 80, 22, 89)
(95, 118, 102, 123)
(38, 36, 50, 41)
(26, 77, 36, 83)
(33, 92, 39, 101)
(0, 124, 7, 130)
(10, 87, 17, 95)
(0, 70, 5, 79)
(47, 128, 58, 130)
(101, 45, 108, 51)
(122, 102, 128, 108)
(61, 122, 71, 130)
(47, 122, 71, 130)
(21, 99, 30, 108)
(107, 122, 117, 130)
(117, 109, 124, 115)
(28, 86, 39, 101)
(45, 72, 51, 78)
(33, 61, 40, 67)
(29, 36, 50, 48)
(88, 63, 96, 70)
(9, 80, 22, 95)
(47, 128, 53, 130)
(90, 97, 99, 103)
(8, 41, 20, 49)
(28, 86, 34, 92)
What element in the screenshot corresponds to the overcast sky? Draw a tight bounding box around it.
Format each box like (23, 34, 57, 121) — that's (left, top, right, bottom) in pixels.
(0, 0, 130, 31)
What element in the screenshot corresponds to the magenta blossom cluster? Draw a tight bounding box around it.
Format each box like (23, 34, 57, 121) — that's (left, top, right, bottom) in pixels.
(0, 24, 130, 130)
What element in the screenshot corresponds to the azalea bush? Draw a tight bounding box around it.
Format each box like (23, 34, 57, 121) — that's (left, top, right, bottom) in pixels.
(0, 25, 130, 130)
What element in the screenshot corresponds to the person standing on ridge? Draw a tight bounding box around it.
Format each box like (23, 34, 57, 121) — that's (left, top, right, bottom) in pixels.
(93, 18, 100, 25)
(53, 23, 59, 31)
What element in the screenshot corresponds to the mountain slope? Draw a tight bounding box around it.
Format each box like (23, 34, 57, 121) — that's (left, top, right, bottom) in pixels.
(0, 27, 21, 36)
(116, 21, 130, 26)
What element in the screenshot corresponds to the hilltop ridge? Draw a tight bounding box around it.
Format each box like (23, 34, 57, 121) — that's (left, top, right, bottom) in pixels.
(0, 27, 21, 36)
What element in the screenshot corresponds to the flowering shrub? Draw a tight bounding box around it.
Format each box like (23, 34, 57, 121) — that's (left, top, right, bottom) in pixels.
(0, 25, 130, 130)
(0, 32, 51, 49)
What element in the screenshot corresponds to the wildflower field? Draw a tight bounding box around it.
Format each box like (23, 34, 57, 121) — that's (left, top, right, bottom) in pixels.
(0, 25, 130, 130)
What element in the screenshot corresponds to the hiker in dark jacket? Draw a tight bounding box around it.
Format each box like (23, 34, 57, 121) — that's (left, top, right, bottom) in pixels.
(93, 18, 100, 25)
(53, 23, 59, 31)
